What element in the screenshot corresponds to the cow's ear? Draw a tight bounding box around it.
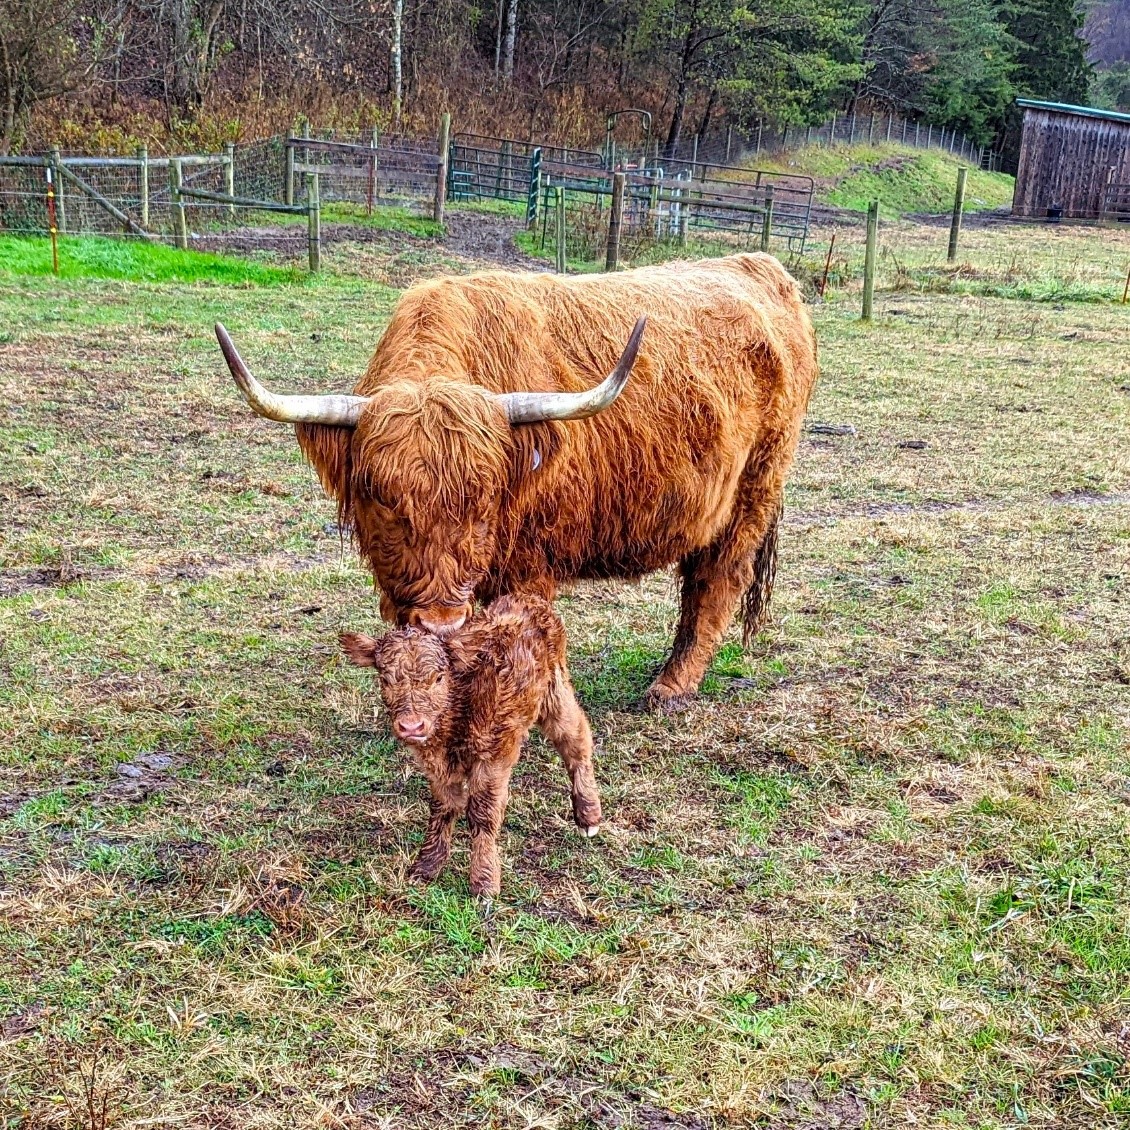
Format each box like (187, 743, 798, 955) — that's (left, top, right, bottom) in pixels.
(340, 632, 379, 667)
(296, 423, 352, 504)
(507, 421, 565, 484)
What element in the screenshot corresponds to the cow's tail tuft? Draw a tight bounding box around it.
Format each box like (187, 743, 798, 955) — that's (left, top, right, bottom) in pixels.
(741, 501, 782, 646)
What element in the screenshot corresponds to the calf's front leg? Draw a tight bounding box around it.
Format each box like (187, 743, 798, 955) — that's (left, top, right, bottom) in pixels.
(409, 778, 466, 883)
(465, 752, 519, 897)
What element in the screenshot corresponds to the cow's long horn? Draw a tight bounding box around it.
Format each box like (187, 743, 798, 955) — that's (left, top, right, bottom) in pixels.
(215, 323, 370, 426)
(495, 316, 646, 425)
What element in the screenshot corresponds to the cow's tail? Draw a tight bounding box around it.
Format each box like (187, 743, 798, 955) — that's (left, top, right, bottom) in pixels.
(741, 500, 782, 646)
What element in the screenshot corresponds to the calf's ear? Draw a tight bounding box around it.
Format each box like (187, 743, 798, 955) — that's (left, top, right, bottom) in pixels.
(340, 632, 379, 667)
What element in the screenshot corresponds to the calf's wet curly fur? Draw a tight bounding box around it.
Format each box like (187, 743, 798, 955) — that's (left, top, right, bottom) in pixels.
(341, 595, 600, 895)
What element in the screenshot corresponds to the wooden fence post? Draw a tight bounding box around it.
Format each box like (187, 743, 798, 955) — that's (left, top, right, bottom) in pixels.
(285, 139, 295, 206)
(605, 171, 625, 272)
(725, 124, 733, 163)
(136, 145, 149, 228)
(555, 186, 566, 273)
(496, 139, 511, 198)
(867, 113, 875, 145)
(368, 128, 378, 215)
(307, 171, 321, 272)
(760, 185, 774, 253)
(434, 112, 451, 224)
(170, 159, 188, 249)
(862, 200, 879, 322)
(948, 167, 967, 263)
(224, 143, 236, 216)
(678, 172, 690, 247)
(886, 116, 893, 143)
(49, 148, 66, 233)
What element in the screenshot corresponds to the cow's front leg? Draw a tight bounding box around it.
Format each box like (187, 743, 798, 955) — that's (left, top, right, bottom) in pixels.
(645, 491, 783, 710)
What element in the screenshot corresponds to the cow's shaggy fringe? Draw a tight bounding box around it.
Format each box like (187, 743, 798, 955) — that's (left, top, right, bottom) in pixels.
(742, 501, 781, 645)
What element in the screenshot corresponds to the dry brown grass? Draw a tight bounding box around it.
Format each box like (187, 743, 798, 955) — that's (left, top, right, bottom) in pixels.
(1, 219, 1128, 1128)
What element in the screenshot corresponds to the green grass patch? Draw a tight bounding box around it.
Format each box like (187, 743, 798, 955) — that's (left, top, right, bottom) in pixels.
(755, 143, 1014, 215)
(319, 201, 444, 237)
(449, 198, 526, 219)
(0, 234, 302, 285)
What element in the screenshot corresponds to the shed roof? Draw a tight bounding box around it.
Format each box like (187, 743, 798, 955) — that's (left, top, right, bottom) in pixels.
(1016, 99, 1130, 126)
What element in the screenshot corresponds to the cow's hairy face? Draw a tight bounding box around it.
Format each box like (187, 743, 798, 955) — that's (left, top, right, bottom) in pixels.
(351, 380, 509, 636)
(340, 629, 452, 744)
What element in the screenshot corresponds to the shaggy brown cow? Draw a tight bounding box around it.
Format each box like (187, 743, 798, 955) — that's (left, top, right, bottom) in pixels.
(341, 595, 601, 896)
(218, 252, 817, 707)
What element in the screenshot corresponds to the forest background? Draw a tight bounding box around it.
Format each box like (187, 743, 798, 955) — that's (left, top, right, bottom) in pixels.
(0, 0, 1128, 164)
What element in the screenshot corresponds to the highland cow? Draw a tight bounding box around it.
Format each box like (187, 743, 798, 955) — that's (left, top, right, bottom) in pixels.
(341, 595, 601, 896)
(219, 252, 818, 708)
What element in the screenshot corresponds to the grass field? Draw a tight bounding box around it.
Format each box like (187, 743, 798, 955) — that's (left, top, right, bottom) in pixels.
(1, 220, 1129, 1128)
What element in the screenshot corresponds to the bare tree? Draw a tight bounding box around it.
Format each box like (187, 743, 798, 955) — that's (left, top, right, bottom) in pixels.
(160, 0, 227, 115)
(391, 0, 403, 123)
(0, 0, 100, 152)
(502, 0, 518, 80)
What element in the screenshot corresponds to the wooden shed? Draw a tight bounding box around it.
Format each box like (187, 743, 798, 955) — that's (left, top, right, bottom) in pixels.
(1012, 99, 1130, 222)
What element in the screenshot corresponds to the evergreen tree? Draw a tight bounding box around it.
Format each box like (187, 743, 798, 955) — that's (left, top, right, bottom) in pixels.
(1004, 0, 1092, 103)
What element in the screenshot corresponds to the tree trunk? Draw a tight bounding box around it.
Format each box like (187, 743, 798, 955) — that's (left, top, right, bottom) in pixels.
(391, 0, 403, 125)
(494, 0, 505, 77)
(695, 86, 717, 148)
(503, 0, 518, 82)
(665, 74, 688, 159)
(664, 18, 699, 160)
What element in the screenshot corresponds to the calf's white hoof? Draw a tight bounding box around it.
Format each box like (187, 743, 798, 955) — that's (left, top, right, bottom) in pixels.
(585, 825, 600, 838)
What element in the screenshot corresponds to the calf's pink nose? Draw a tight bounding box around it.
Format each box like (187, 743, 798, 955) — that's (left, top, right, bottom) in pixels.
(395, 716, 428, 739)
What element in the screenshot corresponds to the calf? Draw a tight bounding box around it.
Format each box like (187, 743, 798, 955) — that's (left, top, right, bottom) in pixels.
(341, 595, 601, 896)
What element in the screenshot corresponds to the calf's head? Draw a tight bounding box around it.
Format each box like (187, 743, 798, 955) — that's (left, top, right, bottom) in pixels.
(340, 629, 452, 744)
(216, 318, 645, 637)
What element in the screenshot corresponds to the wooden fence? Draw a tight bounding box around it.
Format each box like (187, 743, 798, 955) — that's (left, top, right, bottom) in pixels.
(0, 145, 322, 268)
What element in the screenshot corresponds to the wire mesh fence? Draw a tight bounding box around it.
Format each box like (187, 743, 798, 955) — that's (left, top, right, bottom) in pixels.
(698, 109, 1006, 172)
(287, 135, 442, 210)
(533, 161, 814, 271)
(0, 108, 1009, 278)
(0, 159, 52, 234)
(0, 141, 316, 261)
(449, 134, 604, 204)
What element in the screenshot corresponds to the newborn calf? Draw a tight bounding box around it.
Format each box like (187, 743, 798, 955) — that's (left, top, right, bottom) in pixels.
(341, 595, 601, 896)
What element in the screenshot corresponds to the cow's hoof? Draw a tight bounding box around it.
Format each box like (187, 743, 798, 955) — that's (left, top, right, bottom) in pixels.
(408, 858, 445, 883)
(584, 825, 600, 838)
(642, 682, 696, 713)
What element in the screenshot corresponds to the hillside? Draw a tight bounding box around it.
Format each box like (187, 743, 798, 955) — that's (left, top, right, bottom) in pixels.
(753, 143, 1016, 215)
